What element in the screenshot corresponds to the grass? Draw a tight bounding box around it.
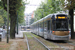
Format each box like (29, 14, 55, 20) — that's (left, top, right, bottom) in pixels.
(23, 32, 46, 50)
(23, 32, 69, 50)
(23, 32, 57, 46)
(23, 32, 32, 38)
(23, 32, 39, 38)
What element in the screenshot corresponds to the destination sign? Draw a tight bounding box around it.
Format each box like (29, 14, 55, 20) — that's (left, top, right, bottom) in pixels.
(56, 16, 67, 19)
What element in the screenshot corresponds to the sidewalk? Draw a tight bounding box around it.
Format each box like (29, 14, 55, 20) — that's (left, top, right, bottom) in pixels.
(1, 38, 27, 50)
(0, 31, 27, 50)
(15, 31, 23, 38)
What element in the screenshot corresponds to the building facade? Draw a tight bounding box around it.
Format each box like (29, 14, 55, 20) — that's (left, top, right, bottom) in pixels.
(25, 11, 34, 27)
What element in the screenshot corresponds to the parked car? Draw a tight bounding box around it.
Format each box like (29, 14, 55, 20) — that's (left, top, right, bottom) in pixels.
(69, 29, 71, 37)
(0, 28, 3, 34)
(0, 28, 3, 41)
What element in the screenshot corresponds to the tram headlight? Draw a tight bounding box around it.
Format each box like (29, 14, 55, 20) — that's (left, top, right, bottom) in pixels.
(52, 31, 55, 35)
(52, 31, 54, 33)
(68, 31, 70, 33)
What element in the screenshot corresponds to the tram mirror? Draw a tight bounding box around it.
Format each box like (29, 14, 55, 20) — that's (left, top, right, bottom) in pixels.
(52, 15, 55, 20)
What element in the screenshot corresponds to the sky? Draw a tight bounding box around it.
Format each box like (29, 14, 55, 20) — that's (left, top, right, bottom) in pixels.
(24, 0, 44, 14)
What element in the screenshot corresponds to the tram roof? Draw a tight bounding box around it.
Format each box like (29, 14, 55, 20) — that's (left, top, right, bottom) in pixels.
(54, 13, 67, 15)
(31, 13, 68, 25)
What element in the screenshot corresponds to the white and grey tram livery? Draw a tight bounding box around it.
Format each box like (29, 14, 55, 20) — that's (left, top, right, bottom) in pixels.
(31, 13, 69, 40)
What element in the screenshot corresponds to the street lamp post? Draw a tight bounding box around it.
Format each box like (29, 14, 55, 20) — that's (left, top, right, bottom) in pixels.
(17, 12, 18, 34)
(7, 0, 9, 43)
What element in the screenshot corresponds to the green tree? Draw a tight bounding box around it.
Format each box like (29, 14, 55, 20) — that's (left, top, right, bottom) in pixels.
(30, 18, 34, 24)
(17, 5, 25, 24)
(0, 9, 7, 26)
(0, 0, 26, 39)
(34, 0, 62, 21)
(61, 0, 75, 39)
(0, 15, 4, 26)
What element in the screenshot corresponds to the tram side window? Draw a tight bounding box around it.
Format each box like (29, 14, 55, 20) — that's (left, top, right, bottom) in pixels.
(33, 25, 35, 29)
(37, 24, 38, 32)
(41, 22, 44, 32)
(35, 24, 36, 30)
(44, 21, 47, 32)
(40, 22, 43, 32)
(36, 24, 37, 32)
(38, 23, 40, 29)
(39, 23, 41, 31)
(39, 23, 41, 28)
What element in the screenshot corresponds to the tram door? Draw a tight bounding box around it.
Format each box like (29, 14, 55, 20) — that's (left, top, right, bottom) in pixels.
(47, 20, 51, 38)
(47, 20, 50, 33)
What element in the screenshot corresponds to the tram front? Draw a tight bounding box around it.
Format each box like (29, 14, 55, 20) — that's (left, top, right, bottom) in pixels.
(51, 14, 69, 40)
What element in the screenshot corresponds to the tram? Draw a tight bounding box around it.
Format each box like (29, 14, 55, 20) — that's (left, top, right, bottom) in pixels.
(31, 13, 69, 40)
(21, 26, 30, 31)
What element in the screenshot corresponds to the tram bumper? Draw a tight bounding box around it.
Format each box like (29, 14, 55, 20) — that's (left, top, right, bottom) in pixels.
(51, 34, 69, 40)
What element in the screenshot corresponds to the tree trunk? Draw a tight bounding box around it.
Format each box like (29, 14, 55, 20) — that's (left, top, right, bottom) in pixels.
(69, 9, 75, 39)
(10, 14, 17, 39)
(9, 0, 17, 39)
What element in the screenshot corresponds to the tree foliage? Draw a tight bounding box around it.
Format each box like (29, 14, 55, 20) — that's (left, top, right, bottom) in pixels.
(61, 0, 75, 10)
(0, 15, 4, 26)
(0, 0, 26, 39)
(0, 0, 25, 23)
(17, 4, 25, 23)
(34, 0, 62, 21)
(59, 0, 75, 39)
(30, 18, 34, 24)
(0, 9, 7, 26)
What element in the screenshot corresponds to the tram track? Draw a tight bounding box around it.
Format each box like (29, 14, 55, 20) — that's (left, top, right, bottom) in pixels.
(46, 39, 75, 50)
(28, 33, 50, 50)
(49, 41, 75, 50)
(70, 39, 75, 42)
(67, 43, 75, 46)
(25, 35, 30, 50)
(30, 33, 64, 50)
(24, 32, 48, 50)
(63, 40, 75, 47)
(67, 39, 75, 46)
(30, 32, 75, 50)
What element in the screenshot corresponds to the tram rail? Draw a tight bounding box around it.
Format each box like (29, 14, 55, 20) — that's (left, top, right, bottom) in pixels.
(29, 33, 50, 50)
(24, 32, 49, 50)
(49, 41, 75, 50)
(25, 35, 30, 50)
(30, 32, 75, 50)
(64, 41, 75, 47)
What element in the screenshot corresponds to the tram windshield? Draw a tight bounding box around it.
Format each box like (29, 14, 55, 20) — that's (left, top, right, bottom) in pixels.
(53, 19, 68, 31)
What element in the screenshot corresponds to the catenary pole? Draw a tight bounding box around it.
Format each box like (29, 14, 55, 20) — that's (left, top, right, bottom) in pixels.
(7, 0, 9, 43)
